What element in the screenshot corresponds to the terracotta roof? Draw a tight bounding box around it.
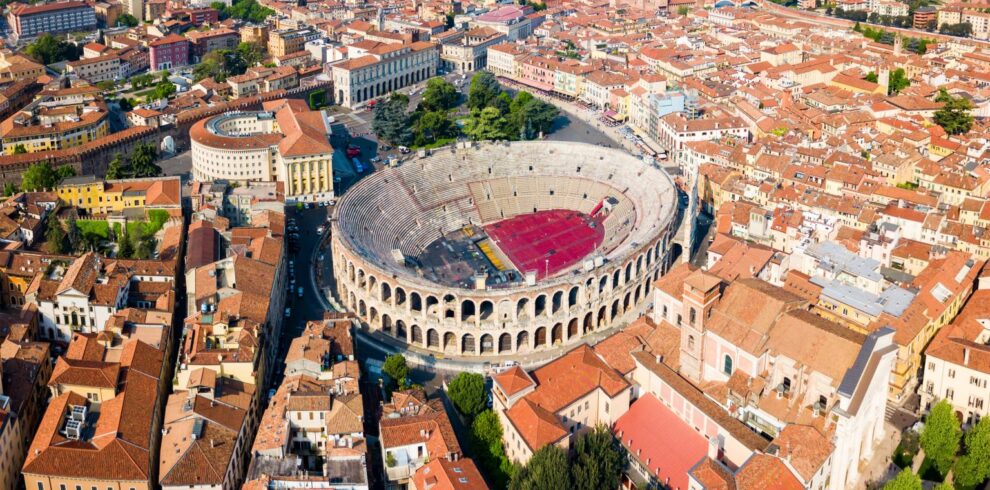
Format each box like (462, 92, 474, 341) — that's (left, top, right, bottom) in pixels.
(492, 366, 534, 397)
(614, 393, 707, 490)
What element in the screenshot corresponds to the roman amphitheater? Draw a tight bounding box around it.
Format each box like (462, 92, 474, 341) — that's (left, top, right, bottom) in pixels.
(331, 140, 680, 357)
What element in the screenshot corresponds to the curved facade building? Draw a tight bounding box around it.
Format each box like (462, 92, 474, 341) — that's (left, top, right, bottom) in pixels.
(332, 141, 681, 358)
(190, 99, 335, 203)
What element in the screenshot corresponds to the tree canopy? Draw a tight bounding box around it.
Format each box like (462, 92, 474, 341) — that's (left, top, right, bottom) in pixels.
(920, 399, 962, 477)
(25, 34, 81, 65)
(382, 354, 410, 390)
(471, 410, 515, 489)
(372, 95, 413, 146)
(571, 425, 624, 490)
(117, 13, 139, 27)
(447, 372, 485, 420)
(882, 469, 921, 490)
(933, 89, 974, 135)
(888, 68, 910, 95)
(421, 77, 459, 112)
(214, 0, 274, 23)
(468, 71, 502, 110)
(106, 144, 161, 180)
(44, 219, 67, 254)
(21, 162, 75, 191)
(954, 417, 990, 488)
(509, 444, 570, 490)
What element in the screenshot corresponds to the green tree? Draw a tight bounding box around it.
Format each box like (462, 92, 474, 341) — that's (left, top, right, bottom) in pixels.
(382, 354, 409, 390)
(45, 219, 67, 254)
(471, 410, 514, 489)
(468, 71, 502, 110)
(2, 182, 17, 196)
(13, 144, 26, 154)
(447, 372, 485, 420)
(65, 214, 82, 253)
(117, 228, 134, 258)
(510, 444, 570, 490)
(465, 107, 508, 141)
(888, 68, 910, 95)
(933, 89, 974, 135)
(236, 41, 265, 67)
(954, 417, 990, 487)
(882, 469, 921, 490)
(129, 143, 161, 178)
(492, 92, 512, 115)
(920, 400, 962, 477)
(677, 5, 689, 15)
(56, 165, 75, 181)
(864, 72, 879, 83)
(308, 89, 326, 110)
(413, 111, 455, 147)
(149, 80, 176, 100)
(421, 77, 458, 112)
(106, 154, 124, 180)
(21, 162, 59, 191)
(117, 13, 139, 27)
(518, 98, 559, 139)
(571, 425, 624, 490)
(372, 95, 413, 146)
(25, 34, 81, 65)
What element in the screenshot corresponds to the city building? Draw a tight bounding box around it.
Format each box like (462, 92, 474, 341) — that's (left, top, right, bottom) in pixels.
(0, 88, 110, 155)
(379, 389, 461, 487)
(268, 27, 318, 58)
(8, 1, 96, 41)
(330, 41, 439, 107)
(438, 27, 506, 73)
(190, 99, 335, 202)
(149, 33, 191, 71)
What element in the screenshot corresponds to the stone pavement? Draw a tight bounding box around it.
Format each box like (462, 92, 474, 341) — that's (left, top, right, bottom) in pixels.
(856, 422, 904, 489)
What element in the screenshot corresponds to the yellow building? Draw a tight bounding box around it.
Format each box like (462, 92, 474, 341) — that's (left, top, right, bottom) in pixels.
(56, 176, 182, 216)
(0, 89, 109, 155)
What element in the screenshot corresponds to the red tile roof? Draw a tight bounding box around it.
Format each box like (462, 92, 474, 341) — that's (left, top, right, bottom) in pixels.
(614, 394, 708, 490)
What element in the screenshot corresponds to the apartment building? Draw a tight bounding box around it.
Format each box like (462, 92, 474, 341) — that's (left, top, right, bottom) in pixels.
(0, 337, 51, 490)
(438, 27, 506, 73)
(149, 33, 190, 71)
(378, 389, 461, 487)
(492, 344, 632, 464)
(0, 89, 110, 155)
(330, 41, 439, 107)
(8, 1, 96, 40)
(187, 27, 240, 62)
(66, 54, 122, 83)
(268, 27, 318, 57)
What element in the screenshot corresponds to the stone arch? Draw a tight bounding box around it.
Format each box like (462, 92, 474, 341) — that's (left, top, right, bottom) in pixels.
(610, 300, 620, 322)
(357, 269, 366, 288)
(517, 331, 530, 351)
(443, 294, 456, 319)
(636, 255, 644, 277)
(396, 320, 408, 341)
(395, 287, 407, 306)
(382, 314, 392, 334)
(367, 275, 377, 293)
(480, 300, 494, 321)
(461, 299, 476, 322)
(597, 306, 607, 327)
(358, 300, 367, 317)
(551, 291, 564, 315)
(623, 292, 632, 313)
(583, 312, 594, 333)
(347, 262, 355, 282)
(598, 276, 608, 294)
(535, 325, 551, 348)
(567, 317, 578, 339)
(498, 333, 512, 353)
(443, 332, 456, 352)
(612, 269, 621, 289)
(624, 262, 632, 284)
(480, 334, 494, 354)
(427, 328, 440, 349)
(425, 295, 439, 317)
(634, 285, 642, 304)
(369, 307, 379, 327)
(498, 300, 514, 322)
(534, 294, 547, 317)
(411, 325, 423, 345)
(552, 323, 563, 345)
(462, 333, 476, 354)
(348, 292, 357, 310)
(411, 292, 423, 312)
(516, 297, 530, 319)
(568, 286, 580, 309)
(382, 283, 392, 303)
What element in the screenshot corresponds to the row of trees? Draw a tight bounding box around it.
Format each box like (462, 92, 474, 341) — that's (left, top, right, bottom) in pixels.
(210, 0, 274, 23)
(443, 372, 515, 488)
(106, 143, 163, 180)
(509, 426, 624, 490)
(372, 73, 560, 149)
(885, 400, 990, 489)
(25, 34, 82, 65)
(21, 162, 76, 192)
(940, 22, 973, 38)
(192, 42, 265, 82)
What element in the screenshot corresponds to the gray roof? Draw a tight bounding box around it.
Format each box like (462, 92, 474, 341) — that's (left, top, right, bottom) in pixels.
(807, 241, 883, 283)
(812, 276, 915, 317)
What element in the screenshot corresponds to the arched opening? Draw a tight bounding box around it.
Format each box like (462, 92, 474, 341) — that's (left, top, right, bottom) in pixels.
(534, 294, 547, 317)
(612, 270, 621, 289)
(443, 332, 456, 352)
(348, 292, 356, 310)
(357, 269, 366, 289)
(583, 312, 593, 333)
(498, 333, 512, 353)
(623, 292, 632, 313)
(624, 263, 632, 284)
(369, 307, 379, 326)
(597, 306, 607, 327)
(568, 286, 579, 309)
(480, 300, 494, 321)
(534, 327, 547, 349)
(425, 295, 439, 317)
(516, 297, 530, 320)
(551, 291, 563, 315)
(411, 292, 423, 312)
(382, 283, 392, 303)
(598, 276, 608, 294)
(368, 276, 377, 293)
(567, 318, 578, 339)
(552, 323, 563, 345)
(358, 300, 367, 317)
(427, 328, 440, 349)
(411, 325, 423, 344)
(480, 334, 494, 354)
(395, 287, 407, 306)
(610, 300, 620, 322)
(461, 299, 476, 322)
(634, 285, 642, 304)
(396, 321, 408, 341)
(462, 334, 476, 354)
(347, 263, 355, 282)
(636, 256, 644, 277)
(382, 314, 392, 334)
(724, 355, 733, 375)
(516, 331, 530, 351)
(443, 294, 456, 319)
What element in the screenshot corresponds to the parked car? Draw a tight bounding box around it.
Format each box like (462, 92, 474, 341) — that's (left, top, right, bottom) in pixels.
(298, 287, 304, 298)
(284, 307, 291, 317)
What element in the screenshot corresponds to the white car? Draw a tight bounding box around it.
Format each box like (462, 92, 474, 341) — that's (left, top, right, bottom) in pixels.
(284, 307, 291, 317)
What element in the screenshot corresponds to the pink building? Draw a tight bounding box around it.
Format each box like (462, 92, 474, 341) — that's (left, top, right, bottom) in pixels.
(519, 56, 557, 92)
(149, 33, 189, 71)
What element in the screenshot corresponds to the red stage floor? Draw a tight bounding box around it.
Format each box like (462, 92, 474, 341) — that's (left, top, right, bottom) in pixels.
(484, 209, 604, 279)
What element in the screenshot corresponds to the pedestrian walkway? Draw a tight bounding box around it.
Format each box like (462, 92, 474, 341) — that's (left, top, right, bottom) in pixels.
(856, 422, 903, 489)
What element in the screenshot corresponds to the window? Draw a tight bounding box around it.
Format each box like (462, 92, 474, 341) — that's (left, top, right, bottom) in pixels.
(949, 369, 956, 379)
(723, 355, 733, 375)
(928, 362, 935, 371)
(689, 307, 697, 326)
(37, 483, 44, 490)
(688, 335, 695, 349)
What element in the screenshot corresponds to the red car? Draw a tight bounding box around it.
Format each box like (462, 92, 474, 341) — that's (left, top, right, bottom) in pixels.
(346, 146, 361, 158)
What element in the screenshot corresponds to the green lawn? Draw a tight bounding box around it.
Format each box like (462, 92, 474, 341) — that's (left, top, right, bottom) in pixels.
(76, 220, 109, 240)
